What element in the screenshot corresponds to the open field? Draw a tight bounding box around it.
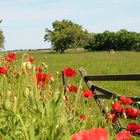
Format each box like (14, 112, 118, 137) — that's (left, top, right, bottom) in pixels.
(0, 50, 139, 139)
(27, 51, 140, 97)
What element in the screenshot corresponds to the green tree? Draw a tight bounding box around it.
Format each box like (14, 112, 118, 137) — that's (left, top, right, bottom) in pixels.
(84, 29, 140, 51)
(95, 31, 117, 51)
(83, 33, 96, 50)
(44, 19, 89, 53)
(0, 20, 5, 49)
(116, 29, 140, 50)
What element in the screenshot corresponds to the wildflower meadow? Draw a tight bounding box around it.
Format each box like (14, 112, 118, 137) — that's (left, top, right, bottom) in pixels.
(0, 51, 139, 140)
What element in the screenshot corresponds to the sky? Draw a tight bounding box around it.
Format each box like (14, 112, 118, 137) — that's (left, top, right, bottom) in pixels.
(0, 0, 140, 51)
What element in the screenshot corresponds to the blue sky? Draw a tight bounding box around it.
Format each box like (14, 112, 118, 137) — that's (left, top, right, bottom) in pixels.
(0, 0, 140, 50)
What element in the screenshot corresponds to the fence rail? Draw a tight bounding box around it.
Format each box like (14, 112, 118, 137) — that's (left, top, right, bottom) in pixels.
(85, 74, 140, 81)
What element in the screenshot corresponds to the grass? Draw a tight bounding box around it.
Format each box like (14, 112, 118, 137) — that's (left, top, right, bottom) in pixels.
(0, 50, 139, 139)
(27, 50, 140, 97)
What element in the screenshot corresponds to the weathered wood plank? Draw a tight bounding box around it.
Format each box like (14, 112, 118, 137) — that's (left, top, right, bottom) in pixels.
(79, 67, 120, 98)
(85, 74, 140, 81)
(62, 71, 68, 100)
(90, 82, 120, 98)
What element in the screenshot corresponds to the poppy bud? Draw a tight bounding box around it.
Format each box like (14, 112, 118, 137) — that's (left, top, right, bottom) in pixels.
(114, 98, 118, 102)
(4, 99, 11, 110)
(24, 88, 30, 98)
(105, 106, 109, 113)
(22, 62, 27, 69)
(44, 65, 48, 70)
(13, 96, 17, 113)
(122, 112, 127, 119)
(7, 90, 12, 98)
(42, 62, 47, 67)
(29, 91, 36, 109)
(26, 61, 32, 70)
(55, 124, 59, 130)
(44, 93, 49, 101)
(28, 56, 34, 63)
(51, 76, 54, 82)
(56, 71, 59, 75)
(60, 117, 65, 125)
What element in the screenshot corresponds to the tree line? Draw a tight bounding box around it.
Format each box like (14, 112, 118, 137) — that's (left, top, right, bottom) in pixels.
(44, 19, 140, 53)
(1, 19, 140, 52)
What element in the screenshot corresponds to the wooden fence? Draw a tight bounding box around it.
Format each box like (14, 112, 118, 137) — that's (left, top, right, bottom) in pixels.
(62, 68, 140, 133)
(79, 67, 140, 132)
(79, 67, 140, 101)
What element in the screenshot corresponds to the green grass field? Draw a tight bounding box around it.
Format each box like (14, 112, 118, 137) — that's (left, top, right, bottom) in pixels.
(27, 50, 140, 97)
(0, 50, 139, 139)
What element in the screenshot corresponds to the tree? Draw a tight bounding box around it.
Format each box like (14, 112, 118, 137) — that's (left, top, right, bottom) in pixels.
(116, 29, 140, 50)
(0, 20, 5, 49)
(84, 29, 140, 51)
(83, 33, 96, 50)
(44, 19, 89, 53)
(95, 31, 117, 51)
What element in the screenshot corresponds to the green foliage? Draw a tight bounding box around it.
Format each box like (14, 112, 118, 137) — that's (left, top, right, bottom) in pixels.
(95, 31, 117, 51)
(116, 29, 140, 50)
(0, 20, 5, 49)
(83, 33, 96, 50)
(84, 29, 140, 51)
(44, 19, 89, 53)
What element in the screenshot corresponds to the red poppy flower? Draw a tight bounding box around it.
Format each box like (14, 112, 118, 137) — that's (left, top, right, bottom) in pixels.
(125, 107, 140, 118)
(36, 73, 53, 84)
(112, 115, 118, 123)
(89, 128, 109, 140)
(71, 128, 109, 140)
(71, 130, 90, 140)
(36, 73, 53, 90)
(63, 67, 76, 77)
(36, 73, 47, 84)
(6, 52, 16, 61)
(28, 56, 34, 63)
(105, 112, 117, 123)
(127, 123, 140, 136)
(0, 67, 7, 74)
(71, 108, 75, 113)
(68, 85, 78, 93)
(120, 96, 133, 105)
(112, 102, 124, 114)
(80, 114, 88, 120)
(35, 66, 43, 73)
(116, 130, 131, 140)
(82, 90, 94, 98)
(13, 69, 17, 74)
